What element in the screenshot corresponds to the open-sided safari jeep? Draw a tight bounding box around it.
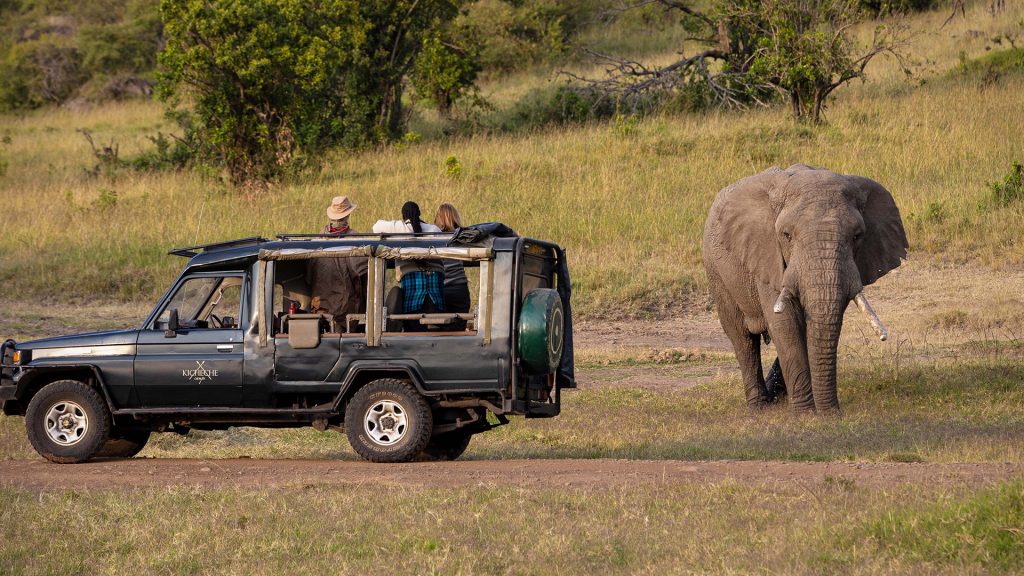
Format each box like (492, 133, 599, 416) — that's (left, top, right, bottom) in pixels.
(0, 225, 574, 463)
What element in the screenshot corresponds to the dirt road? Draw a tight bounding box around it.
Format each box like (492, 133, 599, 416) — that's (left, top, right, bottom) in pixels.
(1, 458, 1020, 491)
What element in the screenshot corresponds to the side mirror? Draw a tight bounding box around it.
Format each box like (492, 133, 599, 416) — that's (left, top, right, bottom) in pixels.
(165, 308, 179, 338)
(221, 316, 236, 329)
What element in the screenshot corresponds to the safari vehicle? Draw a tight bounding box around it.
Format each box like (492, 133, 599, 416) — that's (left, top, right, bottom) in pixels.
(0, 225, 574, 463)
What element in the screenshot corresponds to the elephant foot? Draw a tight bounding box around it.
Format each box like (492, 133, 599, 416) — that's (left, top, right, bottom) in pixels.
(817, 406, 843, 418)
(789, 402, 816, 416)
(745, 397, 774, 411)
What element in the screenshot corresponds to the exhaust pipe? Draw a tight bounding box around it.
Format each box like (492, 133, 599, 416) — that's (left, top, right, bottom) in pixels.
(854, 292, 888, 341)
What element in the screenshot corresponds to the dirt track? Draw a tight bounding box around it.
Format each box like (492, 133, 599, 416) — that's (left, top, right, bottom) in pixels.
(1, 458, 1021, 491)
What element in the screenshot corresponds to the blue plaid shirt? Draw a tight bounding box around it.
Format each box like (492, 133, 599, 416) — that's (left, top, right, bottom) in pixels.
(401, 271, 445, 312)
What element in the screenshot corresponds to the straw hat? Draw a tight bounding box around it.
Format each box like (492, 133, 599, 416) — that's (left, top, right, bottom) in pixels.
(326, 195, 357, 219)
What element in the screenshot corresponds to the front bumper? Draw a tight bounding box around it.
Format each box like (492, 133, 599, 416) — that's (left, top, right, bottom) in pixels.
(0, 339, 18, 401)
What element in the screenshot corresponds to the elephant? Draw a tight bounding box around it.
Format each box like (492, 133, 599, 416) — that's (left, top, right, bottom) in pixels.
(702, 164, 908, 414)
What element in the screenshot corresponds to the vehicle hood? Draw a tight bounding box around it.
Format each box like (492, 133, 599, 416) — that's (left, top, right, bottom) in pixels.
(17, 329, 139, 350)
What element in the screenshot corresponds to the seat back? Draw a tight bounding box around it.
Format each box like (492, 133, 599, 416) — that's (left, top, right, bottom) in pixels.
(384, 285, 404, 332)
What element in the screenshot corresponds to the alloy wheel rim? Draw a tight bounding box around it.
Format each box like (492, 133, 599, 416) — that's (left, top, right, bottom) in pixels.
(363, 400, 408, 446)
(44, 400, 89, 446)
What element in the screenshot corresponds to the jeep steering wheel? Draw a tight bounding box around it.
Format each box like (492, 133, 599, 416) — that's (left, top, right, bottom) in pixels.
(208, 314, 222, 328)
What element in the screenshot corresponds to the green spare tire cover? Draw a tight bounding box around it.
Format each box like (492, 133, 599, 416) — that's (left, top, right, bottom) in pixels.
(518, 288, 565, 375)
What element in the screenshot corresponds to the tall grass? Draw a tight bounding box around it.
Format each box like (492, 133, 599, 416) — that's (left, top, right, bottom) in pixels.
(0, 4, 1022, 315)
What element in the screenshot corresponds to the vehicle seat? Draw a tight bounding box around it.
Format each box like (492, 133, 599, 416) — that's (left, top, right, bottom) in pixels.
(385, 285, 404, 332)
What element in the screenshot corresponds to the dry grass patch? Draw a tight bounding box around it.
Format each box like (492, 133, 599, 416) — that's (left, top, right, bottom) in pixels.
(3, 352, 1019, 464)
(1, 479, 1020, 575)
(1, 7, 1024, 314)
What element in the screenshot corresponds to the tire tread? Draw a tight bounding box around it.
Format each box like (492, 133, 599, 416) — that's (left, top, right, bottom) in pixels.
(25, 379, 111, 464)
(344, 378, 432, 463)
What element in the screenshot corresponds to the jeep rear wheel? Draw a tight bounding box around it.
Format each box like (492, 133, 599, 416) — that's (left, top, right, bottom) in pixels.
(345, 379, 432, 463)
(420, 430, 472, 461)
(25, 380, 111, 464)
(96, 429, 151, 458)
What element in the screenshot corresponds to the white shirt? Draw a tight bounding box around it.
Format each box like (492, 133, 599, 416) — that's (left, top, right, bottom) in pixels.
(372, 219, 442, 234)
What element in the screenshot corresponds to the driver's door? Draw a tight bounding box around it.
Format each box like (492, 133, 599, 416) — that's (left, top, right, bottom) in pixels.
(134, 273, 246, 408)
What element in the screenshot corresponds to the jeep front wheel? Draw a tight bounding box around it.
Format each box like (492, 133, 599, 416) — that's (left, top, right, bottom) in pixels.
(345, 379, 432, 463)
(25, 380, 111, 464)
(96, 429, 151, 458)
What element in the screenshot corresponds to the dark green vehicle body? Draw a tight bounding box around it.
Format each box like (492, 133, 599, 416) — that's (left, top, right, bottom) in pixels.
(1, 231, 574, 461)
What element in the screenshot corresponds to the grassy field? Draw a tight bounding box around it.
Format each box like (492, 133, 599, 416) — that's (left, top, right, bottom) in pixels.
(2, 345, 1023, 575)
(2, 480, 1021, 575)
(1, 3, 1023, 316)
(2, 4, 1024, 575)
(2, 291, 1023, 574)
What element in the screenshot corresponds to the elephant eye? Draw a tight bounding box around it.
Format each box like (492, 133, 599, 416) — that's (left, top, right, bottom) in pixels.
(782, 231, 792, 241)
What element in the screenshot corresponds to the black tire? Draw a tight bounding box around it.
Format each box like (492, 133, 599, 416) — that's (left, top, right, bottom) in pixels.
(345, 379, 433, 463)
(25, 380, 111, 464)
(420, 431, 472, 461)
(518, 288, 564, 375)
(96, 429, 151, 458)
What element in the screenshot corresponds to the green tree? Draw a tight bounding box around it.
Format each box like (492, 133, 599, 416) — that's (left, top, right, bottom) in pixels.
(410, 32, 482, 116)
(741, 0, 912, 122)
(570, 0, 912, 123)
(158, 0, 460, 185)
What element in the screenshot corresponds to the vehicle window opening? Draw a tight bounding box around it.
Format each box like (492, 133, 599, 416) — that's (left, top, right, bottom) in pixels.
(272, 257, 369, 337)
(381, 258, 481, 336)
(521, 247, 557, 299)
(156, 275, 243, 330)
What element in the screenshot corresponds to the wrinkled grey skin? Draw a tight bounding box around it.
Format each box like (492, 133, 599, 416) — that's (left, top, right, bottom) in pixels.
(703, 165, 908, 414)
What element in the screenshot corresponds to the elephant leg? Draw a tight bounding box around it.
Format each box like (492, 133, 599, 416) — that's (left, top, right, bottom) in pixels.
(758, 289, 813, 413)
(715, 300, 769, 407)
(774, 326, 813, 413)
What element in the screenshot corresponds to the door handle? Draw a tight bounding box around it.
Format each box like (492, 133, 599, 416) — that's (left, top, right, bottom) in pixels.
(217, 345, 234, 352)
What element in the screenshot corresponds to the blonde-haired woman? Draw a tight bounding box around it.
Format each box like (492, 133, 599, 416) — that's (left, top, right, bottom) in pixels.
(435, 203, 470, 329)
(434, 202, 461, 232)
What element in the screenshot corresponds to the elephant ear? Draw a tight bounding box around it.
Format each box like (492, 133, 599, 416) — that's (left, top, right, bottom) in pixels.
(848, 176, 909, 286)
(712, 168, 787, 289)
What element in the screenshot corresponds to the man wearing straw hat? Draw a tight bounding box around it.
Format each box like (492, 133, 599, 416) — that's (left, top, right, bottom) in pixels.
(307, 196, 368, 330)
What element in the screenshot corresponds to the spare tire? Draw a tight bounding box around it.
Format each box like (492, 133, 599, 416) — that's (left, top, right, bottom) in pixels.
(518, 288, 565, 375)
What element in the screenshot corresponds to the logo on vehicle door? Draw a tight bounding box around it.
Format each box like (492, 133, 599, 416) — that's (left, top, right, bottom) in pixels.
(183, 360, 219, 382)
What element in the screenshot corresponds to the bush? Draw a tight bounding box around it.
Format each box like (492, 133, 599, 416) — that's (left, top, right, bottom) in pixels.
(988, 161, 1024, 208)
(0, 0, 161, 111)
(459, 0, 602, 73)
(500, 84, 616, 131)
(954, 47, 1024, 86)
(0, 40, 86, 109)
(859, 0, 938, 16)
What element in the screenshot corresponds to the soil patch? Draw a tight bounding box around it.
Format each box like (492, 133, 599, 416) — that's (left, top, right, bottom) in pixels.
(1, 458, 1019, 492)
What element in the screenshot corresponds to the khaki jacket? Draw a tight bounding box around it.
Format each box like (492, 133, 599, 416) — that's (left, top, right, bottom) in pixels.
(306, 226, 369, 321)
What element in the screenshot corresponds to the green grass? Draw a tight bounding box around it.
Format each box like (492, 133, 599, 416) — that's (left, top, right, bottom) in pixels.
(1, 480, 1020, 575)
(857, 481, 1024, 572)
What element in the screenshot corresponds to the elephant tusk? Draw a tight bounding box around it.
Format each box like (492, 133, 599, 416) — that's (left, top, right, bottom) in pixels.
(773, 287, 791, 314)
(854, 292, 888, 342)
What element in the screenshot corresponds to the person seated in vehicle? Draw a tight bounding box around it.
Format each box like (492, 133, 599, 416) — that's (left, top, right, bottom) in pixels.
(434, 203, 470, 331)
(373, 201, 445, 331)
(306, 195, 368, 332)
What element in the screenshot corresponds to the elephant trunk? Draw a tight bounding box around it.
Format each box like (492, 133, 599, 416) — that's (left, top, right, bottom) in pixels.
(803, 247, 848, 414)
